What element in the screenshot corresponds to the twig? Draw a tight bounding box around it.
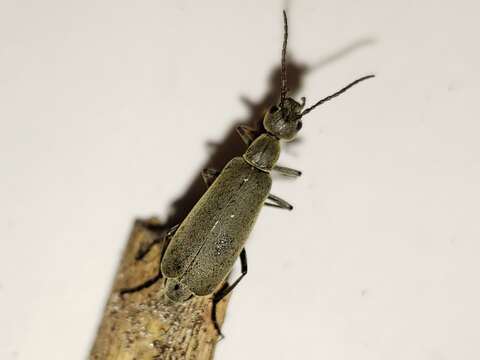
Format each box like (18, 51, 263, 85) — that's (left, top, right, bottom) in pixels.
(90, 218, 228, 360)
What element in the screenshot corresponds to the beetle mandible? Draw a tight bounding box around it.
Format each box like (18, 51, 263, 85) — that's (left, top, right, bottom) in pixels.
(121, 11, 374, 334)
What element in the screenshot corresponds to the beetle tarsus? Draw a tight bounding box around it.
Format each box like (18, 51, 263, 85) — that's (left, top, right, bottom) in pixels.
(265, 193, 294, 210)
(236, 125, 258, 145)
(273, 165, 302, 177)
(211, 300, 225, 340)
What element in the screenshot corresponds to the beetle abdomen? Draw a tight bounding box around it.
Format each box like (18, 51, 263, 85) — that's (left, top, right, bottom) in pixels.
(161, 157, 271, 295)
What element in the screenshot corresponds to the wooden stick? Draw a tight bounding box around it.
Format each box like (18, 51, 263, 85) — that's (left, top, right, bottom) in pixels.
(90, 219, 228, 360)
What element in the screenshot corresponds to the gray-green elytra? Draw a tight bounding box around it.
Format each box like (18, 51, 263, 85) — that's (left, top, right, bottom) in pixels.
(121, 11, 374, 335)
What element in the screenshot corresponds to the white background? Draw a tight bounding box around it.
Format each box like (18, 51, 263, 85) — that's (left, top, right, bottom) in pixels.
(1, 1, 479, 359)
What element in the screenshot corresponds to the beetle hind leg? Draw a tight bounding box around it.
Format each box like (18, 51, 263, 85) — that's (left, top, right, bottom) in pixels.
(211, 248, 248, 338)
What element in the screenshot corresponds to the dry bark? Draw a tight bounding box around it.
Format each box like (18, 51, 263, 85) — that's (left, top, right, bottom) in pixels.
(90, 218, 228, 360)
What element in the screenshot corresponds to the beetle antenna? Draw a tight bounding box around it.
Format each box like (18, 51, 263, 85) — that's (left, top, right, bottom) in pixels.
(301, 74, 375, 117)
(279, 10, 288, 113)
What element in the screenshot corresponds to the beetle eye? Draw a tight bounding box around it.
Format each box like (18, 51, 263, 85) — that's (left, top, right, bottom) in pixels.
(296, 121, 303, 131)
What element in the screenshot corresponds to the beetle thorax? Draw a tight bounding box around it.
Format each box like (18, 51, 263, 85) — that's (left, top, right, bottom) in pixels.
(243, 134, 280, 172)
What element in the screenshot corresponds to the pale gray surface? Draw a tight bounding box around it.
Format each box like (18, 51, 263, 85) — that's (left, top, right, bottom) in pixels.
(1, 1, 479, 359)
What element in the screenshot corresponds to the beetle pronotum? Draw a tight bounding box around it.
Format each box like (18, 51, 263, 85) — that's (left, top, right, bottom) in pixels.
(121, 11, 374, 336)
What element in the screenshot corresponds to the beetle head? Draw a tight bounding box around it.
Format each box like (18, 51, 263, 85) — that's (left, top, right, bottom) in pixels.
(269, 11, 374, 143)
(263, 97, 305, 141)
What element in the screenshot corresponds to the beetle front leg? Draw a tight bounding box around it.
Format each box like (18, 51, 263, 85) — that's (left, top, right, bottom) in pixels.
(264, 193, 293, 210)
(236, 125, 257, 145)
(211, 248, 248, 337)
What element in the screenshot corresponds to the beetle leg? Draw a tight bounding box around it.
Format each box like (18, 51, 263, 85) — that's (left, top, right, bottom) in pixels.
(213, 248, 248, 302)
(201, 168, 221, 187)
(236, 125, 257, 145)
(211, 248, 248, 337)
(120, 225, 179, 297)
(273, 165, 302, 177)
(264, 193, 294, 210)
(119, 271, 163, 298)
(211, 283, 228, 339)
(136, 224, 179, 261)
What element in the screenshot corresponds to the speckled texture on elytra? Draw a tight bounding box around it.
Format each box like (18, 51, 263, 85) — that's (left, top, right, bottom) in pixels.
(161, 156, 272, 297)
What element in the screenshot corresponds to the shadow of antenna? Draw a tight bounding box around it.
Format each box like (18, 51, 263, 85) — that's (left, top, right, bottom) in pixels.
(309, 38, 376, 69)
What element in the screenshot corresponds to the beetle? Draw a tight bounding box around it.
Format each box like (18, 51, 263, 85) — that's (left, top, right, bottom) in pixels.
(121, 11, 374, 335)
